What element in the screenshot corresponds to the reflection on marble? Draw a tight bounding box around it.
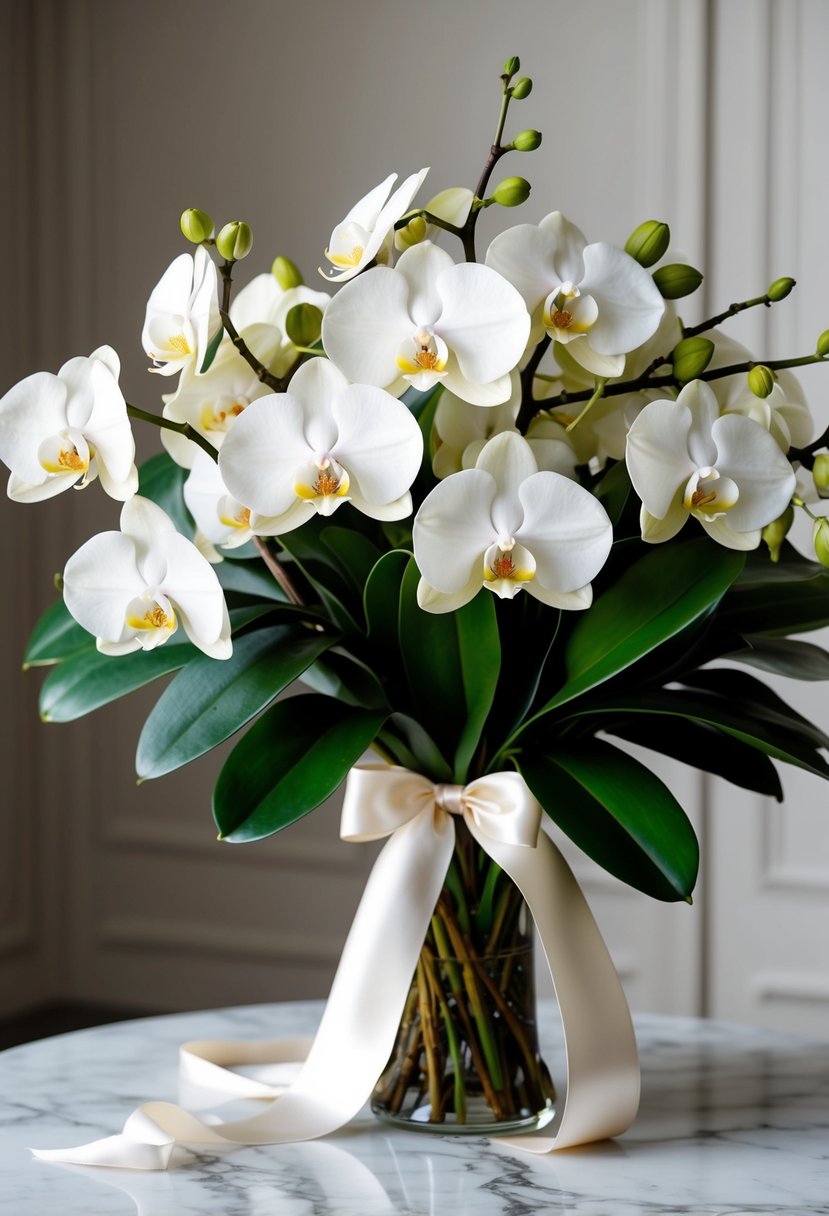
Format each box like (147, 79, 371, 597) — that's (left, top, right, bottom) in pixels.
(1, 1000, 828, 1215)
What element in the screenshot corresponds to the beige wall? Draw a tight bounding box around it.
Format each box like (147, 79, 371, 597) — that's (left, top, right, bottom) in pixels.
(1, 0, 828, 1032)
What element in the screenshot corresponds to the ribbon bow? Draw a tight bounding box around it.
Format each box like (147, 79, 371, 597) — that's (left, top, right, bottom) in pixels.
(32, 765, 639, 1169)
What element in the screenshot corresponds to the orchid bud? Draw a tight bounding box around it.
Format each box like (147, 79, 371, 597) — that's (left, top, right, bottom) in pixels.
(813, 453, 829, 497)
(762, 505, 794, 563)
(513, 128, 542, 151)
(271, 255, 303, 290)
(813, 516, 829, 567)
(652, 263, 704, 299)
(624, 220, 670, 269)
(285, 302, 323, 347)
(216, 221, 253, 262)
(395, 215, 428, 251)
(503, 56, 520, 77)
(748, 365, 775, 398)
(493, 176, 531, 207)
(180, 208, 214, 244)
(767, 276, 796, 302)
(510, 77, 533, 99)
(672, 337, 714, 382)
(817, 330, 829, 357)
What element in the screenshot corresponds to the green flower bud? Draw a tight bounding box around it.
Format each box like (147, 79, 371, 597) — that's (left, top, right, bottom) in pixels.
(767, 276, 796, 302)
(816, 329, 829, 357)
(624, 220, 670, 269)
(493, 176, 531, 207)
(813, 516, 829, 567)
(510, 76, 533, 99)
(672, 336, 714, 382)
(503, 55, 520, 77)
(812, 453, 829, 497)
(271, 255, 303, 290)
(748, 364, 775, 398)
(285, 303, 323, 347)
(762, 505, 794, 563)
(395, 215, 428, 251)
(652, 263, 704, 300)
(216, 221, 253, 262)
(513, 128, 543, 152)
(180, 208, 214, 244)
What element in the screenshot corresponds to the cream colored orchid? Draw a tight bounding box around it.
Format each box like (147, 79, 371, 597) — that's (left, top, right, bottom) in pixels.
(229, 273, 331, 378)
(626, 379, 797, 549)
(183, 450, 258, 551)
(704, 331, 812, 452)
(322, 242, 530, 406)
(0, 345, 138, 503)
(219, 357, 423, 531)
(486, 211, 665, 378)
(321, 169, 428, 283)
(414, 431, 612, 613)
(62, 495, 231, 658)
(142, 247, 220, 377)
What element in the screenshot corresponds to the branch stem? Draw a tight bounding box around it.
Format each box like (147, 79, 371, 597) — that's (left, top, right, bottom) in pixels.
(682, 292, 775, 339)
(252, 537, 305, 606)
(126, 404, 218, 462)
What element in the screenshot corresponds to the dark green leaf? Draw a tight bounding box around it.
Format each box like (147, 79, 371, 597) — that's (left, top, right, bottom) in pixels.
(676, 668, 829, 750)
(137, 452, 194, 538)
(40, 639, 197, 723)
(594, 460, 632, 527)
(520, 742, 699, 901)
(605, 717, 783, 801)
(300, 648, 388, 709)
(136, 625, 334, 779)
(320, 527, 383, 599)
(726, 634, 829, 681)
(279, 532, 360, 633)
(536, 539, 745, 714)
(199, 324, 224, 374)
(216, 559, 288, 603)
(377, 713, 452, 783)
(719, 566, 829, 635)
(213, 695, 386, 842)
(23, 599, 91, 668)
(364, 549, 411, 652)
(398, 561, 501, 780)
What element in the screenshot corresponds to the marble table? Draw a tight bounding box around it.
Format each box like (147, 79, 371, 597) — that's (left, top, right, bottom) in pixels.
(1, 1000, 828, 1214)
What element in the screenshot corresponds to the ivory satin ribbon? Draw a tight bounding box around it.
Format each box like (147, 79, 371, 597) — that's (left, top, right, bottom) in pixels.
(31, 765, 640, 1170)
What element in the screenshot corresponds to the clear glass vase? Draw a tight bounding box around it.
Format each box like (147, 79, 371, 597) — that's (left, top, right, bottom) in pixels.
(371, 818, 556, 1133)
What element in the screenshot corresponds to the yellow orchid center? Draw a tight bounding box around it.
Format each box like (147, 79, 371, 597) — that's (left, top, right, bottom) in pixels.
(551, 309, 574, 330)
(201, 399, 246, 432)
(126, 602, 177, 632)
(167, 333, 192, 356)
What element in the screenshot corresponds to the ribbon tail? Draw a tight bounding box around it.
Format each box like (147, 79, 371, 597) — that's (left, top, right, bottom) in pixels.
(466, 824, 640, 1153)
(30, 807, 456, 1170)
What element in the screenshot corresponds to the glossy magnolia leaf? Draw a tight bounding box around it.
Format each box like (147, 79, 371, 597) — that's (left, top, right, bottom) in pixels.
(537, 539, 745, 714)
(719, 567, 829, 635)
(677, 668, 829, 750)
(136, 624, 334, 779)
(137, 452, 194, 539)
(575, 690, 829, 781)
(300, 648, 388, 710)
(398, 560, 501, 781)
(726, 634, 829, 681)
(320, 527, 383, 599)
(520, 741, 699, 901)
(216, 558, 288, 604)
(377, 713, 452, 784)
(279, 532, 360, 634)
(40, 638, 197, 723)
(213, 695, 386, 842)
(605, 717, 783, 801)
(23, 598, 91, 668)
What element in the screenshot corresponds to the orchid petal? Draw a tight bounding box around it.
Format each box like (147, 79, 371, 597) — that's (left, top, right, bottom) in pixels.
(626, 399, 696, 519)
(413, 468, 496, 594)
(640, 500, 687, 544)
(485, 223, 559, 312)
(0, 372, 68, 483)
(441, 361, 512, 407)
(219, 393, 311, 517)
(63, 531, 146, 642)
(527, 582, 593, 611)
(580, 243, 665, 354)
(562, 341, 625, 379)
(437, 263, 530, 385)
(332, 383, 422, 504)
(417, 572, 482, 614)
(475, 430, 538, 502)
(711, 414, 796, 531)
(538, 212, 588, 285)
(161, 530, 230, 648)
(517, 472, 613, 593)
(83, 361, 136, 495)
(395, 242, 454, 327)
(681, 379, 719, 467)
(7, 470, 80, 502)
(698, 516, 761, 551)
(120, 495, 178, 587)
(345, 173, 397, 227)
(322, 267, 412, 386)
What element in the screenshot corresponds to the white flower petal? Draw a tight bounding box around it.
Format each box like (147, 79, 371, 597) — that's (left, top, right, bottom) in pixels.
(350, 489, 413, 521)
(440, 360, 512, 407)
(437, 263, 530, 385)
(580, 243, 665, 355)
(287, 356, 350, 413)
(417, 572, 482, 614)
(640, 500, 687, 544)
(413, 468, 496, 594)
(538, 212, 588, 285)
(160, 530, 230, 650)
(562, 341, 625, 379)
(395, 242, 454, 327)
(0, 372, 68, 484)
(425, 187, 474, 229)
(475, 431, 538, 503)
(698, 516, 761, 551)
(626, 398, 696, 519)
(517, 472, 613, 593)
(63, 531, 146, 642)
(7, 470, 80, 502)
(527, 582, 593, 611)
(83, 361, 136, 493)
(183, 451, 240, 545)
(219, 393, 311, 517)
(322, 267, 413, 386)
(332, 383, 422, 505)
(345, 173, 398, 228)
(711, 414, 796, 531)
(680, 379, 720, 468)
(485, 223, 559, 312)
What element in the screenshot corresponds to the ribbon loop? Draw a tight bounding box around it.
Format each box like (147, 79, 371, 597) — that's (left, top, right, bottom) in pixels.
(433, 782, 465, 815)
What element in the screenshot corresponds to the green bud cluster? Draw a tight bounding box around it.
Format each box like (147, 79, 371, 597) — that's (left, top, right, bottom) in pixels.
(816, 330, 829, 357)
(180, 208, 214, 244)
(493, 177, 531, 207)
(748, 365, 775, 398)
(216, 221, 253, 262)
(813, 453, 829, 497)
(767, 276, 796, 302)
(624, 220, 670, 269)
(503, 55, 520, 77)
(509, 76, 533, 99)
(762, 505, 794, 563)
(672, 336, 714, 382)
(285, 302, 323, 347)
(813, 516, 829, 567)
(653, 263, 703, 300)
(513, 128, 542, 152)
(271, 255, 303, 290)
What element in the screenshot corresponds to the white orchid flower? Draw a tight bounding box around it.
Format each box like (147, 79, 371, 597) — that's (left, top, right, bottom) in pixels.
(63, 496, 232, 658)
(161, 340, 278, 469)
(230, 273, 331, 378)
(486, 211, 665, 377)
(626, 379, 797, 550)
(183, 448, 271, 551)
(321, 168, 428, 282)
(142, 247, 221, 377)
(219, 357, 423, 532)
(704, 331, 812, 452)
(0, 345, 138, 503)
(413, 431, 612, 614)
(396, 187, 474, 250)
(322, 242, 530, 406)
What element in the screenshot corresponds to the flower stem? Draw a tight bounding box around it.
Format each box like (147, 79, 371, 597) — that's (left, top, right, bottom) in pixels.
(565, 377, 607, 432)
(125, 404, 218, 463)
(252, 537, 305, 606)
(682, 291, 775, 338)
(219, 308, 286, 392)
(423, 943, 467, 1123)
(416, 957, 444, 1121)
(460, 81, 512, 262)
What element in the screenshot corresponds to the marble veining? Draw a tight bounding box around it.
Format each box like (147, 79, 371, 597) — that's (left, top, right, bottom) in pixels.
(1, 1001, 827, 1214)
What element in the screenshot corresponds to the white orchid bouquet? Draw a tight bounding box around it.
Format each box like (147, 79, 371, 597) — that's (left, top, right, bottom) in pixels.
(6, 56, 829, 1124)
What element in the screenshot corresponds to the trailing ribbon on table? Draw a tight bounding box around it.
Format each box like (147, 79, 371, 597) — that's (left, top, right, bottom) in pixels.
(31, 765, 640, 1170)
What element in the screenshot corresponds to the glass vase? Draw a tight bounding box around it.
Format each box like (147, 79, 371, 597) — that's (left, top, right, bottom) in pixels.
(371, 818, 556, 1133)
